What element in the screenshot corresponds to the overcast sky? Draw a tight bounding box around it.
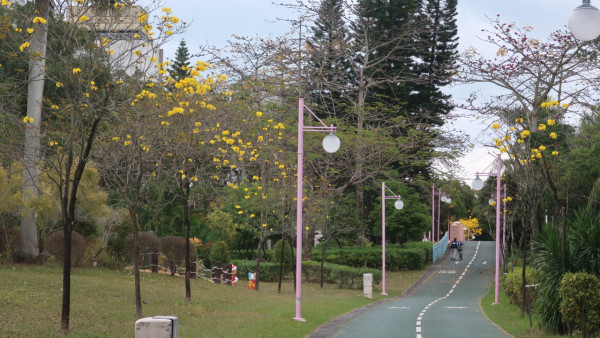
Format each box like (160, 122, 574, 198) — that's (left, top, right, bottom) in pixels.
(157, 0, 586, 182)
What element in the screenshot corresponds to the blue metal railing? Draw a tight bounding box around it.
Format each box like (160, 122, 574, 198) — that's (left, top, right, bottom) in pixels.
(433, 232, 449, 263)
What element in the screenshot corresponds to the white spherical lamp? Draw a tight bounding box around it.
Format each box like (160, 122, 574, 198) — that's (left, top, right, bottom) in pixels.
(322, 133, 340, 153)
(394, 199, 404, 210)
(569, 1, 600, 41)
(472, 176, 484, 191)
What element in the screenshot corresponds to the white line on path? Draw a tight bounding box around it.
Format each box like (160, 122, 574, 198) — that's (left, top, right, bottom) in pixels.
(388, 307, 411, 309)
(415, 241, 481, 338)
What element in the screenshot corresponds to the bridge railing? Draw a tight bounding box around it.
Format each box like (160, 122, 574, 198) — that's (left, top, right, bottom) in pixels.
(433, 232, 449, 263)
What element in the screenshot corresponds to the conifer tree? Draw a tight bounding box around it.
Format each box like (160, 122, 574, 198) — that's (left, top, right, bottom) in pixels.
(307, 0, 349, 118)
(168, 39, 191, 80)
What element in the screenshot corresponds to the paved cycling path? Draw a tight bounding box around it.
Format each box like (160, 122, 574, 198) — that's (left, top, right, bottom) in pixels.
(310, 241, 509, 338)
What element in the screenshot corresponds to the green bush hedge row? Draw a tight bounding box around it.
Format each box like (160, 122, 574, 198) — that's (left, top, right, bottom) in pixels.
(233, 260, 282, 282)
(311, 244, 431, 271)
(302, 260, 382, 289)
(501, 266, 538, 309)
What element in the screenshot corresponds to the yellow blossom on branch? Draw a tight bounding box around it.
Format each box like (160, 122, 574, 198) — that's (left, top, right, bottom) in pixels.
(78, 15, 89, 22)
(32, 17, 47, 24)
(547, 119, 556, 126)
(538, 124, 546, 131)
(550, 132, 558, 139)
(19, 42, 30, 51)
(72, 68, 81, 74)
(492, 123, 500, 130)
(22, 116, 34, 123)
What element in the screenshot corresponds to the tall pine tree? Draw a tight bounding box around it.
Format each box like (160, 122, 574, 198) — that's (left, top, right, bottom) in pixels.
(307, 0, 349, 119)
(168, 39, 191, 80)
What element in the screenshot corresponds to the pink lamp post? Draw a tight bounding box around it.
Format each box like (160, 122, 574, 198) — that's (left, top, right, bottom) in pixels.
(294, 98, 340, 322)
(471, 153, 502, 304)
(503, 183, 507, 261)
(381, 182, 404, 295)
(431, 185, 448, 242)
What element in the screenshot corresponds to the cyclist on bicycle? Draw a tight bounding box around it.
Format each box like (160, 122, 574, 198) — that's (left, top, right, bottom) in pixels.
(450, 238, 463, 261)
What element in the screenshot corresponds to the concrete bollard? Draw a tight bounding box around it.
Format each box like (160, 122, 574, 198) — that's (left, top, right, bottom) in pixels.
(135, 316, 178, 338)
(363, 273, 373, 299)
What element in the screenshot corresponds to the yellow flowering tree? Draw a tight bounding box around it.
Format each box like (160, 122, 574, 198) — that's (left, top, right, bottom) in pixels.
(0, 0, 186, 332)
(460, 216, 481, 238)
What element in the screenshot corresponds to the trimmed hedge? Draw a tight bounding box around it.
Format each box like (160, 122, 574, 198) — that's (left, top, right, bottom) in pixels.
(311, 244, 430, 271)
(302, 260, 381, 289)
(501, 266, 538, 309)
(233, 260, 281, 282)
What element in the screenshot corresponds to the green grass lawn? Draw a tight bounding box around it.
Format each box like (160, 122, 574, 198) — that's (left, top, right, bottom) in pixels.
(480, 282, 580, 338)
(0, 263, 426, 337)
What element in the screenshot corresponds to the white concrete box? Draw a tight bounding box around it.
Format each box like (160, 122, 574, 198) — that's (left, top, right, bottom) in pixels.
(135, 316, 178, 338)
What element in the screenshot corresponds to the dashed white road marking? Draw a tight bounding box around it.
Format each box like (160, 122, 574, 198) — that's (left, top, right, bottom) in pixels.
(388, 306, 411, 309)
(415, 241, 481, 338)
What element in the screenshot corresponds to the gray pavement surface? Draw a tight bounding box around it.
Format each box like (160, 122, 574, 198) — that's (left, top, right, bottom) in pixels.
(309, 241, 510, 338)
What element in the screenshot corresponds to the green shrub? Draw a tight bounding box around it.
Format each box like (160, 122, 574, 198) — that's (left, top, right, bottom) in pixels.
(230, 249, 255, 260)
(558, 272, 600, 338)
(312, 244, 426, 271)
(44, 231, 87, 267)
(161, 236, 195, 276)
(269, 239, 293, 272)
(209, 241, 230, 267)
(302, 260, 381, 289)
(196, 241, 213, 267)
(403, 242, 433, 261)
(501, 266, 538, 310)
(233, 259, 281, 282)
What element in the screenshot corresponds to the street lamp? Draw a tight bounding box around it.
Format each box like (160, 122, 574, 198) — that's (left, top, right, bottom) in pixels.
(381, 182, 403, 295)
(294, 98, 340, 322)
(471, 153, 502, 304)
(431, 185, 448, 242)
(569, 0, 600, 41)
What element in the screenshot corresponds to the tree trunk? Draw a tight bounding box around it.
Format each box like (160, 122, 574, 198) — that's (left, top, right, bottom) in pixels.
(183, 182, 191, 303)
(304, 224, 314, 261)
(320, 241, 328, 288)
(128, 206, 143, 318)
(60, 219, 72, 335)
(561, 206, 567, 274)
(289, 237, 296, 289)
(21, 0, 49, 258)
(277, 235, 285, 294)
(254, 232, 264, 291)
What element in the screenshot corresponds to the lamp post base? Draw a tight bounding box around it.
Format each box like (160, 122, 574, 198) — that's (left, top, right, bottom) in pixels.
(381, 292, 388, 296)
(293, 317, 306, 322)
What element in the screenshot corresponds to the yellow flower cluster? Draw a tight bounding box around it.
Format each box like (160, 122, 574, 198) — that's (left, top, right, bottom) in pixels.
(32, 17, 47, 24)
(19, 42, 30, 51)
(540, 101, 569, 109)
